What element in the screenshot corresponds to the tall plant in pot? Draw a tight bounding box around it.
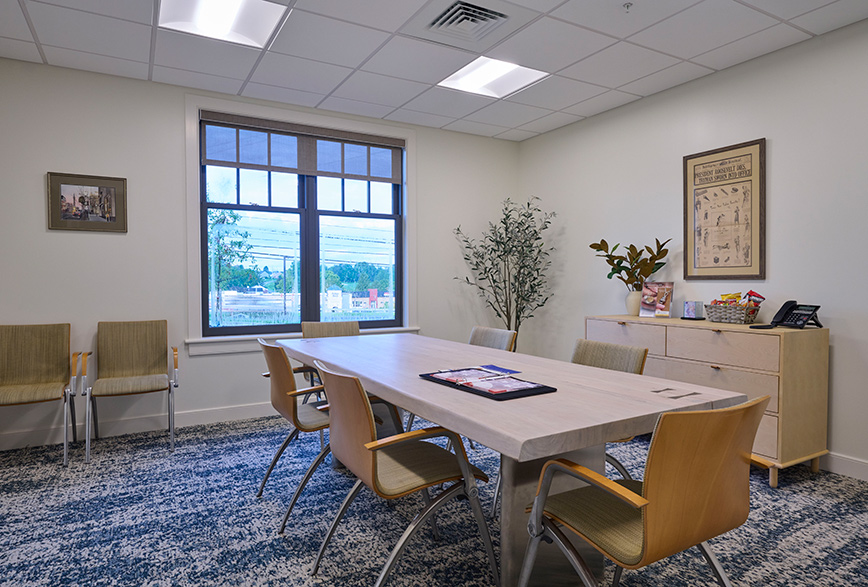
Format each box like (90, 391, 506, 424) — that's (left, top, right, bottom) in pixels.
(589, 238, 671, 315)
(455, 197, 556, 349)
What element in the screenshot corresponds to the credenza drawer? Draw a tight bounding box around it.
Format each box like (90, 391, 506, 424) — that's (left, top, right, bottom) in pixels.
(666, 326, 780, 372)
(645, 356, 779, 413)
(754, 414, 778, 459)
(585, 319, 666, 356)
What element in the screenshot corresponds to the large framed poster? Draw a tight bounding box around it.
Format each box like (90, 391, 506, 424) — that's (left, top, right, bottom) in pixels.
(683, 138, 765, 280)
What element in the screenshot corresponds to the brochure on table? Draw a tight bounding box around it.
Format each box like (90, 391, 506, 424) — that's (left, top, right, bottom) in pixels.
(419, 365, 556, 401)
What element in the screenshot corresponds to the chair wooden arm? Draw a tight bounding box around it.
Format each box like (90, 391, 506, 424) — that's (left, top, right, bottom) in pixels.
(364, 426, 451, 451)
(261, 371, 270, 378)
(316, 404, 330, 412)
(750, 454, 774, 469)
(292, 364, 317, 374)
(286, 384, 324, 398)
(172, 347, 178, 370)
(538, 458, 649, 509)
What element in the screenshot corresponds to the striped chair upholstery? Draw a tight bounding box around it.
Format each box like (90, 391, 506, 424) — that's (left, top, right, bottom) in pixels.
(468, 326, 517, 352)
(0, 323, 76, 465)
(301, 320, 360, 339)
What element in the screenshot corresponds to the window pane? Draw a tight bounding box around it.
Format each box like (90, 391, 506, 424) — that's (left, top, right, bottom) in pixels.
(318, 177, 342, 211)
(345, 179, 368, 213)
(272, 134, 297, 168)
(370, 147, 392, 178)
(319, 215, 396, 323)
(206, 209, 301, 328)
(239, 129, 268, 165)
(205, 125, 236, 162)
(370, 182, 392, 214)
(272, 172, 298, 208)
(345, 144, 367, 176)
(240, 169, 268, 206)
(205, 165, 237, 204)
(317, 140, 342, 173)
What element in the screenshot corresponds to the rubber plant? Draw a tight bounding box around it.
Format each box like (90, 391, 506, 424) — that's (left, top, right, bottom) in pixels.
(589, 238, 672, 291)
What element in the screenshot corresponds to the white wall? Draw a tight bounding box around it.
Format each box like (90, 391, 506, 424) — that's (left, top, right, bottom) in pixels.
(517, 20, 868, 477)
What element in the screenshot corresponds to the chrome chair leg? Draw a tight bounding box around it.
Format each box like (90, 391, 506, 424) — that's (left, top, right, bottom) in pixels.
(279, 442, 331, 534)
(69, 391, 77, 443)
(405, 412, 416, 431)
(697, 541, 734, 587)
(517, 531, 543, 587)
(90, 395, 100, 439)
(168, 386, 175, 452)
(541, 519, 597, 587)
(63, 389, 70, 467)
(605, 453, 633, 480)
(419, 488, 441, 541)
(84, 391, 93, 464)
(311, 478, 364, 576)
(465, 480, 501, 587)
(613, 565, 624, 586)
(257, 428, 299, 498)
(488, 463, 502, 519)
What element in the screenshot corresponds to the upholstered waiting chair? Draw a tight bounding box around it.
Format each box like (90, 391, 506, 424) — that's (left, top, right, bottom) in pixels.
(0, 323, 78, 466)
(257, 339, 332, 535)
(82, 320, 178, 463)
(310, 361, 500, 587)
(571, 339, 649, 481)
(518, 396, 770, 587)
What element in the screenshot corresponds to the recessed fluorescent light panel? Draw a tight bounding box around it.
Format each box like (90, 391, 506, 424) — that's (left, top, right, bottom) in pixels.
(159, 0, 285, 48)
(438, 56, 548, 98)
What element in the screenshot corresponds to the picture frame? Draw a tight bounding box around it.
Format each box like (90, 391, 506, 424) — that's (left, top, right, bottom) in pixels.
(640, 281, 673, 317)
(47, 172, 127, 233)
(683, 138, 765, 279)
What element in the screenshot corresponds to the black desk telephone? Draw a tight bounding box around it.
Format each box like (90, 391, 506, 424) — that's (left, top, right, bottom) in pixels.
(750, 300, 822, 329)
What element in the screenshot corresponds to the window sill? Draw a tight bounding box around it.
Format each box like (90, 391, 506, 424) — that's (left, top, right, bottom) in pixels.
(185, 325, 421, 356)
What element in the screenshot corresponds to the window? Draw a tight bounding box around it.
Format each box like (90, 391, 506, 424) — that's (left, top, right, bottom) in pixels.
(200, 112, 404, 336)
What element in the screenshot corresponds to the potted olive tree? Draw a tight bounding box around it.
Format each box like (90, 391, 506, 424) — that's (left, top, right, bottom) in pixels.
(455, 197, 555, 349)
(589, 238, 671, 315)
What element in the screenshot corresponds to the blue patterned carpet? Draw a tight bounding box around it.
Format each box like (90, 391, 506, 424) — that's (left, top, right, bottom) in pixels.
(1, 416, 866, 586)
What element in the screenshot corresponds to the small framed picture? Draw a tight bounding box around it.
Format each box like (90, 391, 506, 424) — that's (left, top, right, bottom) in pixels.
(640, 282, 674, 317)
(47, 172, 127, 233)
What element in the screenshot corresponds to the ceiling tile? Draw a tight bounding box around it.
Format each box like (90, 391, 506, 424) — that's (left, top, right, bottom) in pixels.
(362, 36, 476, 84)
(27, 2, 151, 62)
(33, 0, 154, 25)
(269, 10, 390, 68)
(441, 119, 511, 137)
(384, 108, 454, 128)
(494, 128, 539, 141)
(251, 52, 352, 94)
(292, 0, 429, 32)
(332, 70, 429, 107)
(43, 46, 149, 80)
(738, 0, 837, 20)
(1, 2, 34, 41)
(517, 111, 583, 133)
(506, 75, 606, 110)
(791, 0, 868, 35)
(552, 0, 701, 39)
(618, 61, 712, 96)
(464, 100, 552, 127)
(0, 38, 42, 63)
(692, 23, 810, 70)
(559, 42, 680, 88)
(506, 0, 566, 13)
(241, 82, 325, 108)
(487, 16, 616, 72)
(630, 0, 779, 59)
(564, 90, 640, 117)
(153, 66, 244, 95)
(155, 30, 261, 80)
(319, 96, 395, 118)
(402, 86, 495, 118)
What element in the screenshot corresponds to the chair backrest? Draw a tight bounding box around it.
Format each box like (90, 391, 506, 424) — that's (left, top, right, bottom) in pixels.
(301, 321, 360, 339)
(0, 323, 70, 386)
(639, 395, 770, 566)
(314, 361, 377, 490)
(468, 326, 517, 352)
(571, 339, 648, 374)
(258, 339, 301, 425)
(97, 320, 168, 379)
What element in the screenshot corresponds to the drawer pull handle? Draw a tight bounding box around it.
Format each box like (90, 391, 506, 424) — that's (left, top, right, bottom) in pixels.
(710, 365, 721, 370)
(617, 321, 627, 326)
(712, 329, 722, 333)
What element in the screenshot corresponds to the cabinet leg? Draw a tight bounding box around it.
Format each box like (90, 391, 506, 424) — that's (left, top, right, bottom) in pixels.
(810, 457, 820, 474)
(768, 467, 778, 488)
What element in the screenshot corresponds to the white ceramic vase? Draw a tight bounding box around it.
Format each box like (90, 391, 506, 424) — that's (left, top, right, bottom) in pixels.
(625, 290, 642, 316)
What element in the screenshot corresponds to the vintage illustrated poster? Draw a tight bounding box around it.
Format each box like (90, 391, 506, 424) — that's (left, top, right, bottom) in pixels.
(684, 139, 765, 279)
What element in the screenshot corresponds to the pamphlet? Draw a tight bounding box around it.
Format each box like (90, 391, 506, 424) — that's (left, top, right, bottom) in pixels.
(420, 366, 555, 401)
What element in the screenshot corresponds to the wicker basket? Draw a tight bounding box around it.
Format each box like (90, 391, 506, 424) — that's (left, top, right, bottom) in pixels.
(704, 304, 759, 324)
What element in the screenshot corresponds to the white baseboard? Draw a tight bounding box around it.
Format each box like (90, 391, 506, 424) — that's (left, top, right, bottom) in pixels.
(820, 452, 868, 483)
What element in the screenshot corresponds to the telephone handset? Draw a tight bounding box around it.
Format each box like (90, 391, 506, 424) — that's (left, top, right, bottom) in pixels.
(750, 300, 823, 329)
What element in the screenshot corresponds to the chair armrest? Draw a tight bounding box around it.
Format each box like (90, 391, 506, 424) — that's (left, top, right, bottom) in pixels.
(172, 347, 179, 386)
(538, 458, 648, 509)
(69, 352, 81, 395)
(750, 454, 774, 469)
(286, 384, 324, 398)
(262, 371, 270, 378)
(292, 364, 317, 374)
(364, 426, 451, 451)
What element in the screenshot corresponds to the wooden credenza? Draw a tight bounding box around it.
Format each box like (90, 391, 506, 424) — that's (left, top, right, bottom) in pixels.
(586, 315, 829, 487)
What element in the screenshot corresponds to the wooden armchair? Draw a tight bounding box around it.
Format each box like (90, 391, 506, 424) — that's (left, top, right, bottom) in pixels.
(518, 396, 770, 587)
(0, 323, 77, 466)
(82, 320, 178, 463)
(309, 360, 500, 587)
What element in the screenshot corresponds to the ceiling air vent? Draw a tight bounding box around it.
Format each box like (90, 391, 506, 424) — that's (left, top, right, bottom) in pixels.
(400, 0, 537, 52)
(429, 1, 508, 43)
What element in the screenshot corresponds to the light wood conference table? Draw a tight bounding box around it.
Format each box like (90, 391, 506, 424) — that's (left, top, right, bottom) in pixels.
(278, 333, 747, 587)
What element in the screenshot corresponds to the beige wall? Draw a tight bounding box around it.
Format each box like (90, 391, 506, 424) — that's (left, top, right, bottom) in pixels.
(2, 18, 866, 479)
